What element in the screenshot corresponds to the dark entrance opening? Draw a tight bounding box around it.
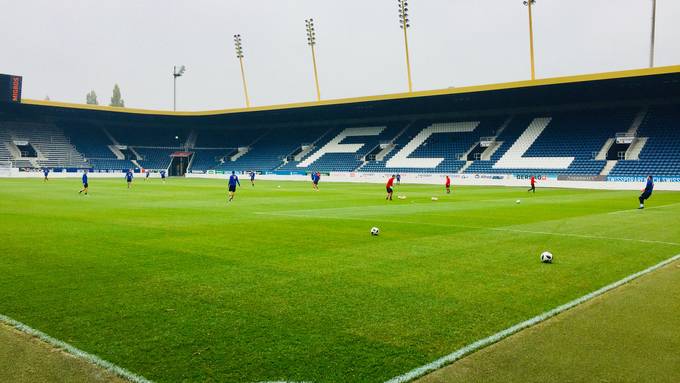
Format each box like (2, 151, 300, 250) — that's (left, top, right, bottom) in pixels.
(170, 151, 193, 176)
(466, 143, 485, 161)
(606, 142, 630, 160)
(16, 142, 38, 157)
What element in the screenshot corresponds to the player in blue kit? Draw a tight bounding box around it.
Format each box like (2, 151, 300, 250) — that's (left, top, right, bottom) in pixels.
(250, 171, 255, 187)
(43, 168, 49, 182)
(638, 175, 654, 209)
(311, 172, 320, 191)
(125, 169, 134, 189)
(145, 169, 150, 181)
(160, 170, 166, 183)
(79, 170, 89, 195)
(228, 171, 240, 202)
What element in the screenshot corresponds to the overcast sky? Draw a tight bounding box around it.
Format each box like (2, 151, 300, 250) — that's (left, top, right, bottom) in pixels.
(2, 0, 679, 111)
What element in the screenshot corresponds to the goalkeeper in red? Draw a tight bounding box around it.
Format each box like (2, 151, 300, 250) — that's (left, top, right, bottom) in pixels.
(385, 175, 395, 201)
(528, 175, 537, 193)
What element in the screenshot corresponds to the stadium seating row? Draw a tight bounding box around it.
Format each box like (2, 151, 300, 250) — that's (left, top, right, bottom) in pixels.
(0, 105, 678, 176)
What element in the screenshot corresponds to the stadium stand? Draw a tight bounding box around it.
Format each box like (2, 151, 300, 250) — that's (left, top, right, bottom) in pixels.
(189, 148, 234, 172)
(62, 123, 134, 170)
(63, 123, 115, 159)
(0, 128, 13, 163)
(1, 104, 678, 176)
(464, 109, 636, 176)
(133, 147, 175, 170)
(363, 117, 504, 174)
(220, 126, 330, 172)
(278, 124, 405, 172)
(189, 127, 272, 171)
(610, 105, 680, 177)
(276, 126, 343, 172)
(1, 122, 87, 168)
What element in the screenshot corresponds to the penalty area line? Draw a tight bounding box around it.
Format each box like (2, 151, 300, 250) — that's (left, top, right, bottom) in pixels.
(0, 314, 152, 383)
(383, 252, 680, 383)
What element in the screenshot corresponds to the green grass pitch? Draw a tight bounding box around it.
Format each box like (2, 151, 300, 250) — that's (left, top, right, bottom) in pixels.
(1, 177, 679, 382)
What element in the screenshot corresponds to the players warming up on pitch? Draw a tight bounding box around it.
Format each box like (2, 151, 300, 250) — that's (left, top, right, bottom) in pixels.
(250, 171, 255, 186)
(145, 169, 150, 181)
(125, 169, 134, 189)
(386, 174, 395, 201)
(228, 171, 240, 202)
(160, 170, 166, 183)
(638, 175, 654, 209)
(43, 168, 49, 182)
(528, 175, 537, 193)
(79, 170, 89, 195)
(311, 172, 320, 191)
(445, 175, 451, 194)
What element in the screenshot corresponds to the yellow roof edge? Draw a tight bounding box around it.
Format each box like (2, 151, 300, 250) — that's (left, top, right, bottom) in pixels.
(21, 64, 680, 117)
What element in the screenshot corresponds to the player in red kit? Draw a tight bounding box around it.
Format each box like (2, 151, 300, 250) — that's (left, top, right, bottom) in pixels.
(386, 175, 395, 201)
(528, 175, 537, 193)
(445, 175, 451, 194)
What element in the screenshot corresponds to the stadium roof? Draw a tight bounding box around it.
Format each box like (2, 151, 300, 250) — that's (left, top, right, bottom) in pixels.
(5, 65, 680, 128)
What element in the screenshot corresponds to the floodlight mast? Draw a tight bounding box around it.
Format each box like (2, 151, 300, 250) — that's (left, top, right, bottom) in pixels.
(523, 0, 537, 80)
(398, 0, 413, 92)
(305, 18, 321, 101)
(234, 34, 251, 107)
(649, 0, 657, 68)
(173, 65, 187, 111)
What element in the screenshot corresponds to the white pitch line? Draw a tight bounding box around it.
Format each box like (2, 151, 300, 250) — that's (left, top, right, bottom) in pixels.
(607, 201, 680, 215)
(383, 252, 680, 383)
(254, 212, 680, 247)
(0, 314, 152, 383)
(486, 227, 680, 247)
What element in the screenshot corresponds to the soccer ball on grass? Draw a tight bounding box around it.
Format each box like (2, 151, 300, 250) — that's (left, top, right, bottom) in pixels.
(540, 251, 553, 263)
(370, 227, 380, 236)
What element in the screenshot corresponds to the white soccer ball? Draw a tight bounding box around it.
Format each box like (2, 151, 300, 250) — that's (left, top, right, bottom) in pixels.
(370, 227, 380, 236)
(540, 251, 553, 263)
(431, 197, 439, 201)
(398, 195, 406, 200)
(277, 185, 281, 188)
(516, 199, 521, 204)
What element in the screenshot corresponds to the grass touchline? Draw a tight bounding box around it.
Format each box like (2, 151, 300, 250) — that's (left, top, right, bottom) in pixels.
(0, 314, 152, 383)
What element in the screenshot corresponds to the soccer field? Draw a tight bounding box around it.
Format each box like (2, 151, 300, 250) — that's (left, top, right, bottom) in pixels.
(1, 177, 679, 382)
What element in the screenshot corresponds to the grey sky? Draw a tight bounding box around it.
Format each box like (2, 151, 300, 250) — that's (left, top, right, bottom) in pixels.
(2, 0, 679, 111)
